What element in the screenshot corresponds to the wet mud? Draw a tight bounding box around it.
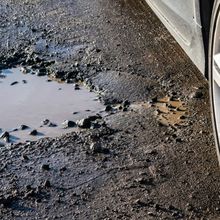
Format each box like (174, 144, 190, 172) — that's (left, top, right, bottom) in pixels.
(0, 0, 220, 219)
(152, 96, 188, 127)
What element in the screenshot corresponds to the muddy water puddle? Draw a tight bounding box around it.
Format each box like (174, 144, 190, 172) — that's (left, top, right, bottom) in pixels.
(0, 67, 104, 144)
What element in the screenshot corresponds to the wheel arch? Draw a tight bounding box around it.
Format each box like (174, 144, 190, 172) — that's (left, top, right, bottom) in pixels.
(199, 0, 215, 78)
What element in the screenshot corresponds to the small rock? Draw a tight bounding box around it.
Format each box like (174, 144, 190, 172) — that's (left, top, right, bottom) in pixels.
(48, 122, 57, 127)
(178, 106, 187, 111)
(36, 68, 47, 76)
(167, 103, 176, 109)
(60, 167, 67, 172)
(42, 119, 50, 125)
(22, 154, 29, 160)
(118, 105, 123, 110)
(147, 149, 158, 155)
(176, 138, 182, 143)
(24, 190, 35, 198)
(154, 204, 160, 210)
(43, 180, 51, 188)
(42, 164, 50, 171)
(123, 100, 130, 107)
(31, 28, 37, 32)
(3, 137, 9, 143)
(172, 133, 177, 138)
(105, 105, 112, 112)
(10, 81, 18, 86)
(170, 96, 179, 101)
(62, 120, 76, 128)
(0, 131, 9, 139)
(134, 199, 146, 206)
(190, 90, 203, 99)
(186, 203, 194, 211)
(20, 125, 29, 130)
(25, 185, 32, 191)
(65, 79, 73, 84)
(90, 120, 103, 129)
(96, 48, 101, 53)
(36, 198, 42, 203)
(168, 205, 176, 210)
(74, 83, 80, 90)
(29, 129, 38, 136)
(76, 115, 101, 129)
(0, 143, 5, 147)
(150, 97, 157, 103)
(89, 142, 103, 153)
(0, 195, 13, 208)
(158, 120, 169, 127)
(20, 67, 29, 74)
(22, 80, 27, 84)
(135, 177, 154, 185)
(179, 115, 186, 120)
(147, 212, 155, 216)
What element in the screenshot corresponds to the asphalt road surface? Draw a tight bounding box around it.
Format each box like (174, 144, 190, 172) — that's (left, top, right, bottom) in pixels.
(0, 0, 220, 219)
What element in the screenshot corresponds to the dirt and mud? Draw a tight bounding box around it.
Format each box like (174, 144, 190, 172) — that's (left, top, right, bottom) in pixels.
(0, 0, 220, 219)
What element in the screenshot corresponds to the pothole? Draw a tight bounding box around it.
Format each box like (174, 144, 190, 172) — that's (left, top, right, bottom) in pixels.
(0, 67, 104, 144)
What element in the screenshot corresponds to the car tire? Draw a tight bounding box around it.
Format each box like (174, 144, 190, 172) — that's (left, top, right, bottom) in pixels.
(209, 0, 220, 163)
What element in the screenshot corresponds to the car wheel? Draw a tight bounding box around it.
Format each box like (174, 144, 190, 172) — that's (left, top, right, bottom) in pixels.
(209, 0, 220, 162)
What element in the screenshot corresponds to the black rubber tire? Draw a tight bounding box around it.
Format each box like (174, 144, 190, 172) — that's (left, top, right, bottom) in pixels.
(209, 0, 220, 163)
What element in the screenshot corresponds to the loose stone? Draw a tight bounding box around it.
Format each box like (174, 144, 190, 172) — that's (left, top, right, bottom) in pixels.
(36, 68, 47, 76)
(123, 100, 130, 107)
(0, 131, 9, 139)
(89, 142, 103, 153)
(42, 119, 50, 125)
(10, 81, 18, 86)
(74, 83, 80, 90)
(29, 129, 38, 136)
(48, 122, 57, 127)
(105, 105, 112, 112)
(62, 120, 76, 128)
(20, 125, 29, 130)
(22, 154, 29, 160)
(76, 115, 101, 129)
(42, 164, 50, 171)
(43, 180, 51, 188)
(190, 90, 203, 99)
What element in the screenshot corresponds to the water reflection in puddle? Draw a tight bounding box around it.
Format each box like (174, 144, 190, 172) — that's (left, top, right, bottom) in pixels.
(0, 67, 104, 144)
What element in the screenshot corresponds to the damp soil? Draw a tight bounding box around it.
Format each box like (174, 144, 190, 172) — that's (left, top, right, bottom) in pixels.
(0, 0, 220, 219)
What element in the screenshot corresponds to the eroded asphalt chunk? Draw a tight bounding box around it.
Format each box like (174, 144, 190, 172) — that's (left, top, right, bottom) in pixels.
(0, 0, 220, 219)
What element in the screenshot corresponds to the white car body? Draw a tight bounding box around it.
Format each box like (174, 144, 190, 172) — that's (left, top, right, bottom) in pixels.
(145, 0, 205, 73)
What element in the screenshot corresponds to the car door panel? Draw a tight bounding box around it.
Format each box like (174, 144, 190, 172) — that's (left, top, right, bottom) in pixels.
(146, 0, 205, 73)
